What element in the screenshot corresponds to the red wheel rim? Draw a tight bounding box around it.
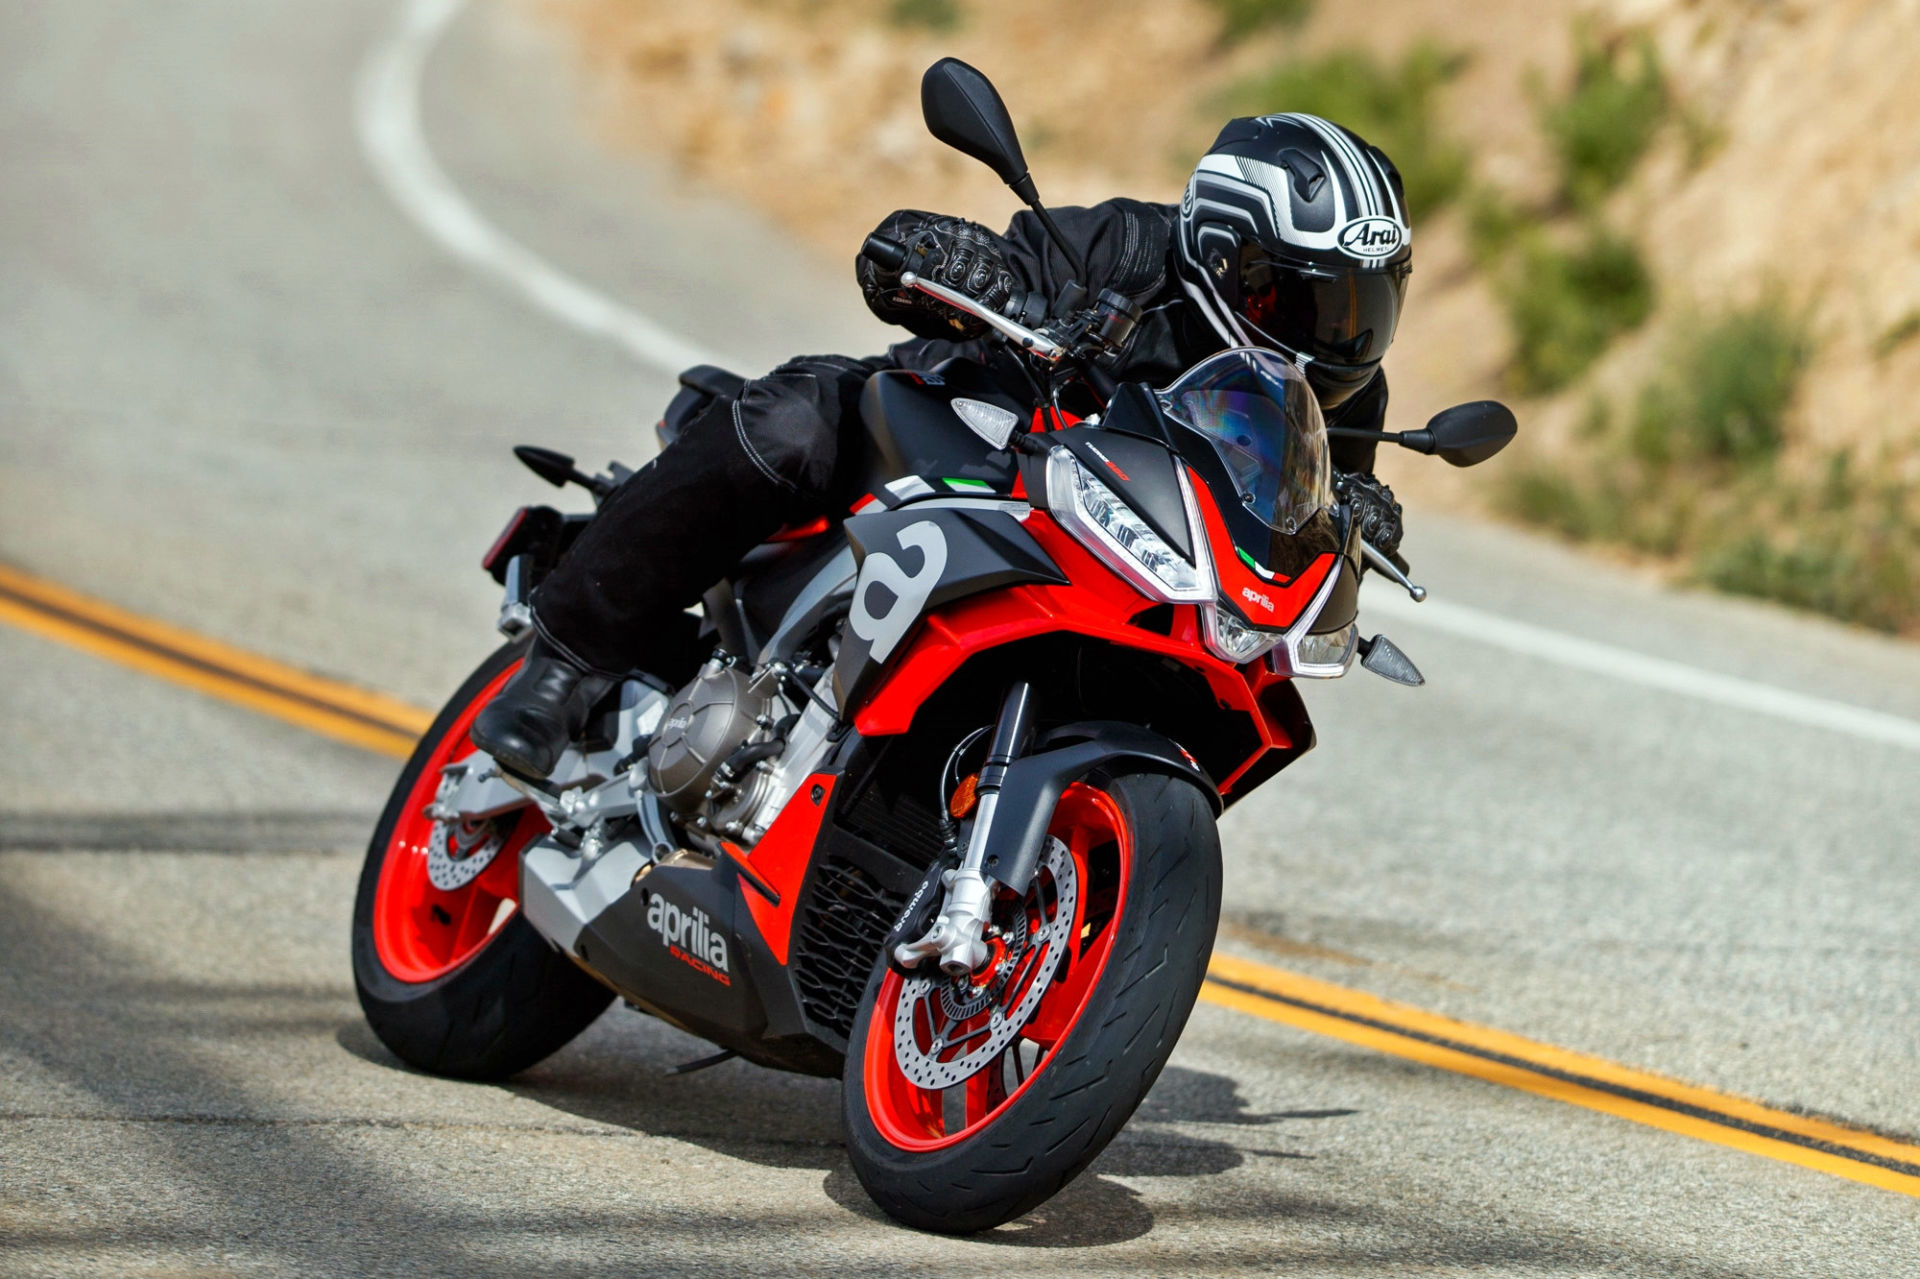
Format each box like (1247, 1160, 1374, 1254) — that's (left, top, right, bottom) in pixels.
(371, 662, 546, 983)
(863, 783, 1132, 1151)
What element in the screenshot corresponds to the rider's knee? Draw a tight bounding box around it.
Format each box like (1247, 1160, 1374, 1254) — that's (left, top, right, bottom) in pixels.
(730, 357, 867, 496)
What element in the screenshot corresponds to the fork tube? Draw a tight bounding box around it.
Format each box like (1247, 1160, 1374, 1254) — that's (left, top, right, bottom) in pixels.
(958, 681, 1034, 879)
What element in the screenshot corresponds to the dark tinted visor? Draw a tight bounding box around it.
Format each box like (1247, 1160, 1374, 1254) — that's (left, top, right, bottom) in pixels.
(1239, 247, 1408, 368)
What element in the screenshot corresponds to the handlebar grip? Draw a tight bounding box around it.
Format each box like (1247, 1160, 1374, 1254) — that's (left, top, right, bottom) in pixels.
(861, 234, 910, 274)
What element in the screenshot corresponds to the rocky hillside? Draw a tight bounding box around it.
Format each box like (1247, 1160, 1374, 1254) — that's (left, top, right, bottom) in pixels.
(534, 0, 1920, 633)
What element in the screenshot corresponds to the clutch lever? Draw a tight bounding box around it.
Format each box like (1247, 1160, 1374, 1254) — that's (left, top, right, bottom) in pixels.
(1362, 539, 1427, 602)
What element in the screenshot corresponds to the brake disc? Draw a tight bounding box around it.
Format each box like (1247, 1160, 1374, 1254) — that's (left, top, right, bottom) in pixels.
(425, 770, 508, 891)
(892, 836, 1079, 1091)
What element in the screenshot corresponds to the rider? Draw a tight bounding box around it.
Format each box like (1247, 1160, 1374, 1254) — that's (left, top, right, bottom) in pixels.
(473, 113, 1414, 778)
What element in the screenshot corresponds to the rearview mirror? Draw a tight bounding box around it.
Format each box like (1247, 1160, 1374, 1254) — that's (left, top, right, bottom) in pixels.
(921, 58, 1030, 190)
(1421, 401, 1516, 467)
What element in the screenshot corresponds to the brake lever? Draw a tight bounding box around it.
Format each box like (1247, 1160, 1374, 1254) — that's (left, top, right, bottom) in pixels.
(1362, 540, 1427, 602)
(900, 272, 1066, 361)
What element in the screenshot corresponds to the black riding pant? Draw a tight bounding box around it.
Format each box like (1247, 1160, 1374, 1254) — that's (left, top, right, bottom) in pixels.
(530, 354, 882, 675)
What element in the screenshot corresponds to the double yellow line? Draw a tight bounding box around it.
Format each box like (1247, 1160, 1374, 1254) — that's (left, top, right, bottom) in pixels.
(1202, 955, 1920, 1198)
(0, 563, 429, 758)
(4, 561, 1916, 1199)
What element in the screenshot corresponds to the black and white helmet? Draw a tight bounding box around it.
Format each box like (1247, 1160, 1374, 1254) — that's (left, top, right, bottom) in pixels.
(1177, 114, 1412, 407)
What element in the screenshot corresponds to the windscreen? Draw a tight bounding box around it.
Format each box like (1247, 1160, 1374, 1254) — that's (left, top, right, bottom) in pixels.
(1160, 348, 1332, 535)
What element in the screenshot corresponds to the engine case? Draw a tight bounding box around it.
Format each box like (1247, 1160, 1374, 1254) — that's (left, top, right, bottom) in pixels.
(646, 659, 789, 819)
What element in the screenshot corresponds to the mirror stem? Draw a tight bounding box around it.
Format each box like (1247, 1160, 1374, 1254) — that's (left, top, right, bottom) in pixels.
(1007, 173, 1089, 292)
(1326, 425, 1437, 454)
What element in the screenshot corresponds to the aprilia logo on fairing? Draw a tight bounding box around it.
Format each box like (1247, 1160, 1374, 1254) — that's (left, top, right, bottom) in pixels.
(647, 892, 731, 985)
(1241, 585, 1275, 614)
(849, 521, 949, 662)
(1337, 217, 1403, 260)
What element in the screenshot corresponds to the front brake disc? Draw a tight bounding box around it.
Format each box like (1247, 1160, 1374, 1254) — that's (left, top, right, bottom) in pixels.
(891, 835, 1079, 1091)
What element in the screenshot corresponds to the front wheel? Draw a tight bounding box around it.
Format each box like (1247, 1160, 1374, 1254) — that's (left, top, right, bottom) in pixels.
(351, 639, 613, 1080)
(842, 772, 1222, 1233)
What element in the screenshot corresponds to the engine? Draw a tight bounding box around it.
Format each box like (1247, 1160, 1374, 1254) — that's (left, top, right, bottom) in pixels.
(645, 656, 801, 842)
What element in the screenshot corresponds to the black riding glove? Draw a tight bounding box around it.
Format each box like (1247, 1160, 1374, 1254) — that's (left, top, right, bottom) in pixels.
(857, 211, 1024, 340)
(1336, 471, 1406, 569)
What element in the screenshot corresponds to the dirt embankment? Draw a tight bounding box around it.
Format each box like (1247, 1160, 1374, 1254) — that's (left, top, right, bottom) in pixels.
(534, 0, 1920, 623)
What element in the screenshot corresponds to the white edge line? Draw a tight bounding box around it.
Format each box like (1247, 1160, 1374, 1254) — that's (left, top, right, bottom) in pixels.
(1369, 592, 1920, 751)
(353, 0, 718, 375)
(354, 0, 1920, 755)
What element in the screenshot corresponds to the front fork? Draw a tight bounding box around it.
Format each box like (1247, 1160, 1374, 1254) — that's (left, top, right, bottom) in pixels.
(890, 680, 1035, 977)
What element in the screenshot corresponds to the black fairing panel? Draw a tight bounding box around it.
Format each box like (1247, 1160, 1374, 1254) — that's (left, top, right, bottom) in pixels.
(732, 530, 851, 657)
(571, 853, 838, 1076)
(832, 506, 1067, 711)
(857, 364, 1022, 495)
(1052, 426, 1191, 560)
(1097, 381, 1178, 448)
(1314, 518, 1364, 634)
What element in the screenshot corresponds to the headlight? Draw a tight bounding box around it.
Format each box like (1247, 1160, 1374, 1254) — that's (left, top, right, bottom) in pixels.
(1202, 599, 1284, 664)
(1047, 449, 1212, 602)
(1286, 621, 1359, 677)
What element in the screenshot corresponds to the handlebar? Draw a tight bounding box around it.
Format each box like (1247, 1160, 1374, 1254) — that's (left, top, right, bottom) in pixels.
(860, 233, 910, 275)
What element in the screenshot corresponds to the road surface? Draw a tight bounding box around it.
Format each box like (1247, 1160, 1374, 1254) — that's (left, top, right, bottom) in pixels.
(3, 1, 1917, 1273)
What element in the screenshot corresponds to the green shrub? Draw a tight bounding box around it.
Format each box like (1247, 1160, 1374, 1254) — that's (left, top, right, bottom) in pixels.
(1230, 42, 1470, 219)
(1489, 295, 1919, 632)
(1538, 24, 1668, 206)
(1501, 226, 1654, 393)
(1207, 0, 1313, 40)
(1464, 185, 1524, 268)
(1629, 300, 1810, 466)
(1697, 509, 1919, 634)
(887, 0, 961, 32)
(1875, 309, 1920, 359)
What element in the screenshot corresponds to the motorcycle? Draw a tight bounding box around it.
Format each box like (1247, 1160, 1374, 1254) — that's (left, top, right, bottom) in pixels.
(350, 59, 1516, 1233)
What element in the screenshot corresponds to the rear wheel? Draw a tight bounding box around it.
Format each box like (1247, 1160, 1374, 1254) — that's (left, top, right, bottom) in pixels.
(351, 640, 613, 1079)
(842, 772, 1222, 1233)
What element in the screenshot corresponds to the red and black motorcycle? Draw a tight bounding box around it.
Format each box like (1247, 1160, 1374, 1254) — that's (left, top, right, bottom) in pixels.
(351, 60, 1514, 1232)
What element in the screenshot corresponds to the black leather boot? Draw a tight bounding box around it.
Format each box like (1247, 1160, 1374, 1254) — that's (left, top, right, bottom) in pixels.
(471, 636, 617, 779)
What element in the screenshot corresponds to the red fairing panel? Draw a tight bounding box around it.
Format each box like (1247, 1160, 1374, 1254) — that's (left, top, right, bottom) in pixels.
(850, 511, 1303, 798)
(737, 774, 837, 964)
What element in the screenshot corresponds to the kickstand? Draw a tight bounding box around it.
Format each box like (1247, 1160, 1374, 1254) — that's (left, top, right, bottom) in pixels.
(664, 1048, 738, 1077)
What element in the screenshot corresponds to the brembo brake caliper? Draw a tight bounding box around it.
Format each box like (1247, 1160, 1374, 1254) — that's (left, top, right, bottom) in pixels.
(892, 681, 1035, 977)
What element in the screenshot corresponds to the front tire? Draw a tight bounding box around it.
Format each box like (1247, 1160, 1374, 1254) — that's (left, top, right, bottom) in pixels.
(842, 772, 1222, 1233)
(351, 640, 613, 1080)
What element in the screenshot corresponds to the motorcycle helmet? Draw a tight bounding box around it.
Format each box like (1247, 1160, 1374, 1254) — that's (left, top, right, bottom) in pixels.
(1176, 114, 1412, 408)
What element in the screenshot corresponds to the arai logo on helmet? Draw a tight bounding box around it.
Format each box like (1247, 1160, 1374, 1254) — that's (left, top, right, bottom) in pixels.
(1337, 217, 1404, 260)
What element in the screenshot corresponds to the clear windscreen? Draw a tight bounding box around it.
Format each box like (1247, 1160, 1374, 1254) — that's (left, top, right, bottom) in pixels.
(1159, 348, 1332, 535)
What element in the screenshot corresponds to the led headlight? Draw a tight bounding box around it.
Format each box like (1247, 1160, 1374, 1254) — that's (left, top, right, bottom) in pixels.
(1261, 569, 1359, 679)
(1287, 621, 1359, 677)
(1202, 599, 1285, 664)
(1046, 449, 1212, 602)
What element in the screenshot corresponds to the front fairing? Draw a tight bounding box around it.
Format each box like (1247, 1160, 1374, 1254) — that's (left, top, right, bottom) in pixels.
(1099, 370, 1354, 630)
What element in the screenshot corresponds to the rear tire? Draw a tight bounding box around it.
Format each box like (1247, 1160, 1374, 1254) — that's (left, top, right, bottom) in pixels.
(842, 771, 1222, 1233)
(351, 640, 613, 1080)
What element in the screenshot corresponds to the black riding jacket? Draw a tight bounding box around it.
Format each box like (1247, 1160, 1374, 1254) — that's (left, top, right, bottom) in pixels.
(868, 199, 1389, 474)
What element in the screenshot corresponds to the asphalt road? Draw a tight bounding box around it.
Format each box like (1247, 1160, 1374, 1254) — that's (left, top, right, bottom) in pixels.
(3, 1, 1918, 1274)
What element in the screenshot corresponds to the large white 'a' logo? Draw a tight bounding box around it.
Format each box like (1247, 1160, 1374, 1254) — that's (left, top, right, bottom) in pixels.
(849, 520, 949, 662)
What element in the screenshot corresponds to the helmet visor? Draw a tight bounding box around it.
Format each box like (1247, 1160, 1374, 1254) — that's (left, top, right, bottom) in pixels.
(1238, 246, 1408, 369)
(1161, 349, 1332, 535)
